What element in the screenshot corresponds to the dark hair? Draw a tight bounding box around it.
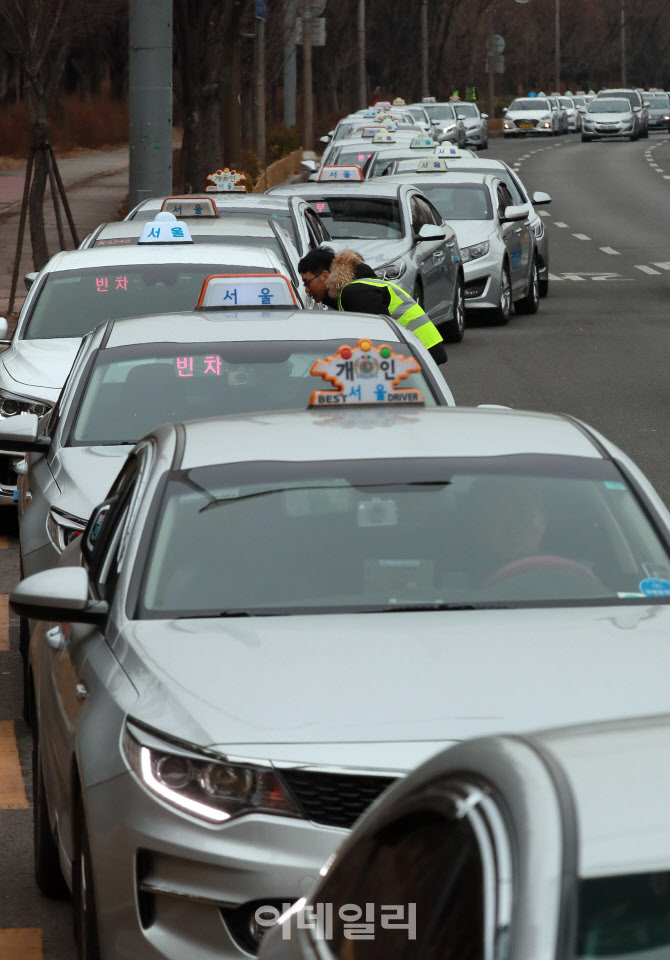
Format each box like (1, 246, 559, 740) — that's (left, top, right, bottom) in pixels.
(298, 246, 335, 275)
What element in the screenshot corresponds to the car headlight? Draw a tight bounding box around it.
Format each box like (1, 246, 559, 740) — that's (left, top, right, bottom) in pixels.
(0, 388, 51, 420)
(532, 221, 544, 239)
(46, 507, 86, 553)
(123, 725, 302, 824)
(503, 121, 511, 129)
(460, 240, 490, 263)
(375, 259, 406, 281)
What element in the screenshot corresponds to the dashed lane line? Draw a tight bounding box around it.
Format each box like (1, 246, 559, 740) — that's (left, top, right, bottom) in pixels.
(547, 272, 563, 281)
(538, 210, 551, 217)
(635, 264, 662, 275)
(0, 721, 28, 809)
(600, 247, 620, 255)
(554, 222, 569, 228)
(0, 930, 42, 959)
(652, 262, 670, 270)
(0, 594, 9, 652)
(573, 233, 591, 240)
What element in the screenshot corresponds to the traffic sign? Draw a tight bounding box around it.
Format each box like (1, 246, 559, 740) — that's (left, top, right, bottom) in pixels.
(296, 17, 326, 45)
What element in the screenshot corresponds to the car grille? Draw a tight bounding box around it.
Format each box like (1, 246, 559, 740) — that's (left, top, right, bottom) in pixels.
(515, 118, 538, 128)
(280, 769, 398, 829)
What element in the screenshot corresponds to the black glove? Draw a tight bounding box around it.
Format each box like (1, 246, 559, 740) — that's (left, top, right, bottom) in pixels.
(428, 342, 448, 365)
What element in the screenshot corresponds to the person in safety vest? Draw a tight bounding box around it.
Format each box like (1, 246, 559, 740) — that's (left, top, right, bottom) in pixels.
(298, 246, 447, 365)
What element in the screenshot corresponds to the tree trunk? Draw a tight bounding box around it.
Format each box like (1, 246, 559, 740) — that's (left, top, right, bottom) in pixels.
(29, 118, 50, 270)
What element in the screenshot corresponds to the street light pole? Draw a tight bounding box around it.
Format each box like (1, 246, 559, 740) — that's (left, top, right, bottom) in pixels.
(420, 1, 429, 98)
(302, 0, 313, 152)
(555, 0, 560, 93)
(621, 0, 627, 87)
(358, 0, 366, 109)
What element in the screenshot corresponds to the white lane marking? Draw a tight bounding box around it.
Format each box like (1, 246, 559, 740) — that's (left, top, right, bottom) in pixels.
(573, 233, 591, 240)
(652, 262, 670, 270)
(554, 221, 569, 228)
(600, 246, 620, 255)
(547, 272, 563, 281)
(650, 163, 659, 168)
(562, 274, 587, 281)
(538, 210, 551, 217)
(655, 168, 664, 173)
(635, 264, 661, 275)
(664, 175, 670, 179)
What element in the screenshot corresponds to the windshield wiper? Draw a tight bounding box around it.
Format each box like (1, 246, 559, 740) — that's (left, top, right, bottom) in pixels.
(366, 602, 515, 612)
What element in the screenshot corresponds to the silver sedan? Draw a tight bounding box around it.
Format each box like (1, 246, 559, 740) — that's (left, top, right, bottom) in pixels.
(582, 97, 638, 141)
(503, 96, 560, 137)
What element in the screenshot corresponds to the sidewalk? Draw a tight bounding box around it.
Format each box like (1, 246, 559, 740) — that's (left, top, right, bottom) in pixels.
(0, 147, 129, 316)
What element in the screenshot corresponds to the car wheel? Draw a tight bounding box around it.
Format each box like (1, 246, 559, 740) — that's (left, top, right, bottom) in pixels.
(73, 792, 101, 960)
(491, 264, 512, 325)
(539, 278, 549, 297)
(581, 135, 592, 142)
(33, 719, 68, 897)
(440, 276, 465, 343)
(480, 139, 488, 150)
(642, 127, 649, 139)
(515, 258, 540, 315)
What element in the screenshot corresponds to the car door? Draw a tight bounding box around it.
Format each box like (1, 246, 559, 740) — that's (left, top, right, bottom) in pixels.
(409, 193, 442, 316)
(314, 777, 512, 960)
(423, 196, 458, 322)
(496, 181, 528, 297)
(36, 450, 146, 862)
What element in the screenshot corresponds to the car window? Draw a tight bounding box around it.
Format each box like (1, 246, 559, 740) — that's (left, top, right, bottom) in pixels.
(509, 99, 549, 111)
(23, 263, 275, 340)
(416, 197, 438, 228)
(410, 197, 426, 234)
(419, 184, 493, 222)
(305, 197, 403, 240)
(497, 184, 515, 218)
(137, 455, 670, 618)
(335, 148, 373, 168)
(85, 453, 141, 590)
(588, 100, 629, 114)
(316, 808, 484, 960)
(577, 871, 670, 958)
(457, 104, 479, 117)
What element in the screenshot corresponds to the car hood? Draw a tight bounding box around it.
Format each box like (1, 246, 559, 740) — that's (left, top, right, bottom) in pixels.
(445, 220, 494, 247)
(328, 237, 409, 268)
(508, 110, 550, 120)
(52, 445, 131, 518)
(587, 112, 632, 122)
(2, 338, 80, 394)
(123, 605, 670, 767)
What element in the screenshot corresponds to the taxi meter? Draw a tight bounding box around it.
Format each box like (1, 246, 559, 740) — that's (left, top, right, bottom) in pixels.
(309, 339, 424, 406)
(196, 273, 298, 308)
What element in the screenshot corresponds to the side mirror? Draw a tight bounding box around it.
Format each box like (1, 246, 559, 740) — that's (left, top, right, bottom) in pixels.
(10, 567, 108, 625)
(457, 114, 466, 121)
(417, 223, 446, 242)
(24, 271, 38, 290)
(319, 135, 331, 144)
(0, 317, 9, 341)
(633, 106, 642, 112)
(0, 413, 50, 453)
(643, 100, 650, 107)
(502, 107, 508, 114)
(300, 159, 317, 173)
(481, 113, 489, 120)
(502, 204, 530, 223)
(531, 191, 552, 205)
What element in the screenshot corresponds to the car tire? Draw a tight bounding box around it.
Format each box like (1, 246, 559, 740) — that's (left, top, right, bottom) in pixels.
(503, 133, 511, 139)
(581, 135, 592, 142)
(440, 276, 465, 343)
(73, 791, 102, 960)
(539, 278, 549, 298)
(491, 264, 512, 325)
(642, 127, 649, 139)
(480, 139, 488, 150)
(515, 258, 540, 315)
(33, 720, 68, 898)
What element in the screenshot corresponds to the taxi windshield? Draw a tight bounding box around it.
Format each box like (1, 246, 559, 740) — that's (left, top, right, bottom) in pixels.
(70, 339, 436, 446)
(649, 97, 670, 109)
(305, 197, 403, 240)
(23, 264, 275, 340)
(456, 104, 479, 117)
(417, 183, 493, 221)
(138, 456, 670, 617)
(589, 100, 629, 114)
(510, 99, 549, 111)
(423, 104, 456, 121)
(335, 148, 374, 167)
(578, 871, 670, 959)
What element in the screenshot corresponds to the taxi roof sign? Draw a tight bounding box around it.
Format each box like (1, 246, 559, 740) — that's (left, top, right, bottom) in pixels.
(434, 144, 465, 158)
(318, 165, 364, 182)
(416, 156, 449, 173)
(309, 339, 424, 407)
(361, 126, 384, 137)
(376, 101, 391, 109)
(138, 212, 193, 244)
(363, 108, 377, 117)
(422, 96, 437, 103)
(373, 131, 396, 144)
(410, 135, 437, 149)
(206, 168, 247, 193)
(197, 273, 298, 308)
(160, 196, 218, 217)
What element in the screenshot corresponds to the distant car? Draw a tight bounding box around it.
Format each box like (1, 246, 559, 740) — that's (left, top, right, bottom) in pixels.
(385, 155, 552, 298)
(597, 88, 649, 137)
(421, 101, 467, 147)
(582, 97, 638, 142)
(316, 134, 419, 181)
(646, 92, 670, 132)
(558, 95, 581, 132)
(363, 145, 476, 180)
(123, 194, 332, 258)
(547, 96, 568, 132)
(503, 97, 560, 137)
(261, 715, 670, 960)
(268, 179, 466, 342)
(453, 101, 489, 149)
(382, 168, 539, 324)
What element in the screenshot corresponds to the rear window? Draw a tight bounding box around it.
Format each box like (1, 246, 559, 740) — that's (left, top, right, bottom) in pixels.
(578, 872, 670, 958)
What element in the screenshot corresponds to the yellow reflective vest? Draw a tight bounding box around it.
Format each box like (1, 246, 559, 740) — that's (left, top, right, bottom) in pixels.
(337, 278, 443, 350)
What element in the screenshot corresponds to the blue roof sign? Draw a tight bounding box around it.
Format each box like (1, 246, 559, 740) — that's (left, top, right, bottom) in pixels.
(197, 273, 298, 308)
(410, 135, 437, 149)
(416, 156, 449, 172)
(138, 212, 193, 244)
(318, 165, 364, 181)
(160, 197, 218, 217)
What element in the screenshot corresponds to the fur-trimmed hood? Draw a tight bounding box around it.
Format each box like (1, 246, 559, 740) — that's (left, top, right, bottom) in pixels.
(325, 249, 365, 298)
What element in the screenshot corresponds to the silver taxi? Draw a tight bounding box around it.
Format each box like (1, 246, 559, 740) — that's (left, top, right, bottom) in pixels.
(268, 178, 465, 341)
(14, 404, 670, 959)
(0, 241, 302, 508)
(382, 166, 539, 323)
(262, 715, 670, 960)
(503, 96, 561, 136)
